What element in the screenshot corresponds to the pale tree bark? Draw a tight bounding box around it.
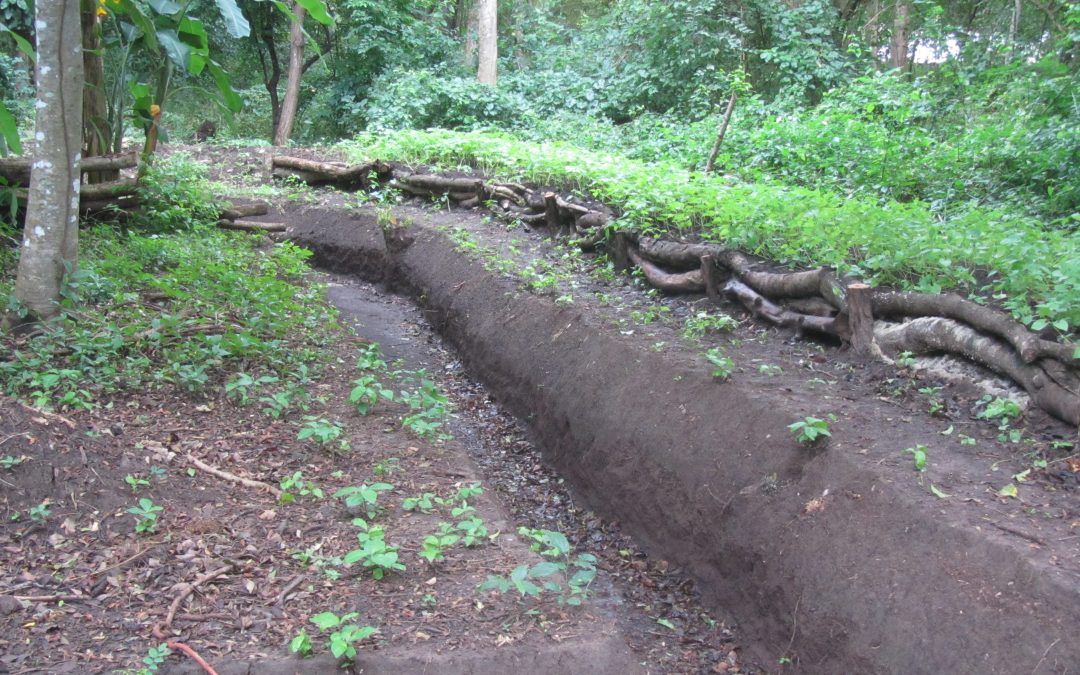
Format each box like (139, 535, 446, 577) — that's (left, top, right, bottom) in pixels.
(463, 2, 479, 68)
(1010, 0, 1022, 43)
(890, 0, 910, 70)
(14, 0, 84, 320)
(477, 0, 497, 85)
(273, 3, 306, 146)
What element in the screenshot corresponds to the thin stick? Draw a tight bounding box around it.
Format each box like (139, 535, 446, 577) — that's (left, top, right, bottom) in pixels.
(705, 92, 738, 173)
(185, 455, 282, 498)
(272, 574, 305, 605)
(164, 564, 234, 630)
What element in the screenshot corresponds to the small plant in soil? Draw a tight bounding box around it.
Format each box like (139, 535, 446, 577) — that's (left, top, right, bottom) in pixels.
(479, 527, 597, 606)
(402, 492, 437, 513)
(298, 416, 348, 451)
(350, 374, 395, 415)
(705, 348, 734, 380)
(457, 516, 490, 547)
(455, 482, 483, 500)
(28, 501, 50, 522)
(225, 373, 278, 406)
(758, 364, 783, 376)
(259, 391, 293, 419)
(279, 471, 325, 503)
(372, 457, 400, 476)
(130, 642, 171, 674)
(125, 474, 151, 492)
(420, 523, 461, 563)
(789, 416, 831, 445)
(356, 343, 389, 372)
(903, 444, 929, 471)
(128, 498, 163, 534)
(977, 396, 1024, 443)
(1, 455, 27, 469)
(295, 612, 377, 665)
(682, 311, 737, 340)
(343, 519, 406, 579)
(334, 483, 393, 519)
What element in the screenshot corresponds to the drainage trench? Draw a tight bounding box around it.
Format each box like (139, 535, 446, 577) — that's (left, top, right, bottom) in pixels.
(292, 205, 1080, 675)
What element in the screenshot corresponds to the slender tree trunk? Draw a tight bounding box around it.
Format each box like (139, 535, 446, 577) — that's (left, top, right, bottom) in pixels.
(890, 0, 910, 70)
(15, 1, 84, 320)
(274, 3, 306, 147)
(1010, 0, 1022, 43)
(477, 0, 497, 85)
(464, 2, 479, 68)
(705, 92, 738, 173)
(81, 0, 112, 184)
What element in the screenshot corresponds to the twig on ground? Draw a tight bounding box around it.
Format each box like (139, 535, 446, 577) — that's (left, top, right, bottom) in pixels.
(271, 574, 304, 606)
(185, 455, 282, 498)
(163, 563, 234, 630)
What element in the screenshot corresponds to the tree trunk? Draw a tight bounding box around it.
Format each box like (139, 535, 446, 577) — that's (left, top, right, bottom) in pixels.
(1010, 0, 1022, 43)
(81, 0, 112, 184)
(463, 2, 479, 68)
(273, 3, 306, 147)
(15, 1, 84, 320)
(890, 0, 910, 70)
(477, 0, 497, 85)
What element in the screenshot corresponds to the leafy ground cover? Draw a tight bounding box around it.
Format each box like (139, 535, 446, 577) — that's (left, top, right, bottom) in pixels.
(348, 129, 1080, 337)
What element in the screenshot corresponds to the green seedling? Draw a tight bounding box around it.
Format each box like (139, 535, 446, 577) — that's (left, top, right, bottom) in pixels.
(29, 502, 50, 522)
(788, 416, 831, 445)
(279, 471, 325, 504)
(903, 444, 929, 471)
(420, 523, 461, 563)
(343, 519, 406, 579)
(128, 498, 163, 534)
(705, 348, 734, 380)
(372, 457, 400, 476)
(350, 375, 394, 415)
(682, 311, 737, 340)
(334, 483, 393, 518)
(306, 612, 377, 664)
(225, 373, 278, 406)
(456, 516, 490, 547)
(125, 474, 151, 492)
(1, 455, 27, 469)
(402, 492, 436, 513)
(298, 416, 348, 451)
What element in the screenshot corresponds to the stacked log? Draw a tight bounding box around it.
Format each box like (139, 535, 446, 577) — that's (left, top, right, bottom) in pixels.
(270, 153, 1080, 427)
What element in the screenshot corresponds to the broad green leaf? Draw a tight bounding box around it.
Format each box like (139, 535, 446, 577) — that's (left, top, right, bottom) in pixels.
(997, 483, 1019, 499)
(309, 612, 341, 630)
(540, 530, 570, 556)
(118, 0, 159, 52)
(214, 0, 251, 38)
(528, 561, 563, 578)
(656, 618, 676, 630)
(929, 484, 950, 499)
(0, 102, 22, 156)
(0, 21, 35, 62)
(156, 29, 192, 72)
(207, 62, 243, 113)
(148, 0, 184, 15)
(294, 0, 333, 26)
(178, 17, 209, 52)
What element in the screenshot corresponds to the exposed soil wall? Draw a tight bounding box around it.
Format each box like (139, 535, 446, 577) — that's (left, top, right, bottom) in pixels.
(291, 213, 1080, 674)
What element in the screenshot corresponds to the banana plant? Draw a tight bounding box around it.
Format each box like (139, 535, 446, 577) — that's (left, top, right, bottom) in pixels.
(96, 0, 251, 164)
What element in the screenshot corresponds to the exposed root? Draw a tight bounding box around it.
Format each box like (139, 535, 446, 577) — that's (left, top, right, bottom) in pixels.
(724, 279, 845, 339)
(152, 623, 219, 675)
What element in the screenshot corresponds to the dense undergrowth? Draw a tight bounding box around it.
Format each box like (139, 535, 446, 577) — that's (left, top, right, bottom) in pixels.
(0, 157, 337, 412)
(349, 129, 1080, 336)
